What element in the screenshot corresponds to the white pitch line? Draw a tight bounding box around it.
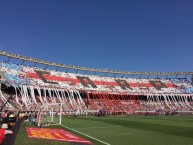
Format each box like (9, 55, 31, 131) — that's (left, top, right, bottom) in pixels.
(60, 124, 111, 145)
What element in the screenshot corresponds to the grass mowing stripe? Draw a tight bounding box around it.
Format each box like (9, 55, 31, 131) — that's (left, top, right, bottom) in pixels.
(77, 116, 193, 138)
(93, 120, 122, 127)
(74, 125, 122, 129)
(85, 117, 193, 138)
(60, 124, 111, 145)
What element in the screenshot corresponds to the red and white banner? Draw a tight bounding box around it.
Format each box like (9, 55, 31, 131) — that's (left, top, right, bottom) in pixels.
(26, 127, 92, 144)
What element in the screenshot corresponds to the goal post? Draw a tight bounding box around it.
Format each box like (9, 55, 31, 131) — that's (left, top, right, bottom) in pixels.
(37, 103, 63, 126)
(37, 100, 89, 126)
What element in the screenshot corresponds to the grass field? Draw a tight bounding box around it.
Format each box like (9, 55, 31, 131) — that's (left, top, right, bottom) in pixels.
(15, 115, 193, 145)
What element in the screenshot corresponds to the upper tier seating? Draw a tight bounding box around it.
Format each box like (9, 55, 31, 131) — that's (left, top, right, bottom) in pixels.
(0, 62, 193, 94)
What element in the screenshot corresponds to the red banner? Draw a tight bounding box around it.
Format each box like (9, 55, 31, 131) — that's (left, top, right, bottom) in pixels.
(26, 127, 92, 144)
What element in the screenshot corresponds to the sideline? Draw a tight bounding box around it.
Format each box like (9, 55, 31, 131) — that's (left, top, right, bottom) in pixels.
(60, 124, 111, 145)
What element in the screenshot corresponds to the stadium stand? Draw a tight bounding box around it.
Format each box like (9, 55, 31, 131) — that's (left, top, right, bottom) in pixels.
(0, 51, 193, 144)
(0, 61, 193, 115)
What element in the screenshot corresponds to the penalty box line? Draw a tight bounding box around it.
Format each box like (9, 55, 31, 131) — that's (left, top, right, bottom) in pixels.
(60, 124, 111, 145)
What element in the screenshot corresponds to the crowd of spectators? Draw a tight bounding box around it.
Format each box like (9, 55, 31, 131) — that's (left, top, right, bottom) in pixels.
(0, 62, 193, 117)
(0, 110, 17, 144)
(1, 62, 193, 94)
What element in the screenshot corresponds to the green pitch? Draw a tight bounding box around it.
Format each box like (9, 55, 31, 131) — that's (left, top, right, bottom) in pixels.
(15, 115, 193, 145)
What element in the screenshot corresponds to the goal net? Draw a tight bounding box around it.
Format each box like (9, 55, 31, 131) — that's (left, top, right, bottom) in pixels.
(37, 103, 63, 126)
(37, 103, 87, 125)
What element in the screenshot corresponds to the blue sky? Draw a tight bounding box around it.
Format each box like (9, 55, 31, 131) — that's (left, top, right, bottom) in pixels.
(0, 0, 193, 73)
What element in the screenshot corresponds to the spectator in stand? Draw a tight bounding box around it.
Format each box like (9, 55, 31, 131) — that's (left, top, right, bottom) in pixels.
(1, 111, 8, 118)
(8, 111, 14, 118)
(0, 123, 13, 144)
(0, 111, 16, 131)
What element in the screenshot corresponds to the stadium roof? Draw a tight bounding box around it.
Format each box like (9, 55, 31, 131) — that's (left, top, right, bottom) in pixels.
(0, 50, 193, 77)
